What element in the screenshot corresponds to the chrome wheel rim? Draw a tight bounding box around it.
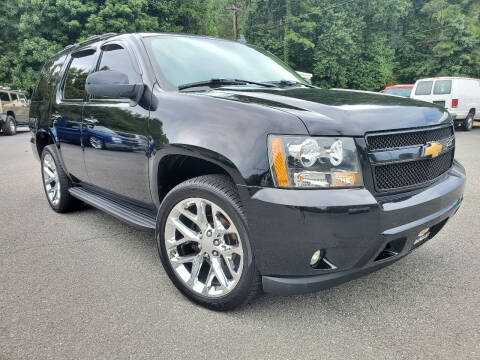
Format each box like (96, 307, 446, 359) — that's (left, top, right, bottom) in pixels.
(164, 197, 244, 297)
(89, 136, 103, 149)
(9, 120, 15, 132)
(42, 153, 60, 206)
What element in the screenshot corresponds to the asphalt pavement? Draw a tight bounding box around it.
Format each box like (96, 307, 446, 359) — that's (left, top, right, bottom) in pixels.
(1, 128, 479, 359)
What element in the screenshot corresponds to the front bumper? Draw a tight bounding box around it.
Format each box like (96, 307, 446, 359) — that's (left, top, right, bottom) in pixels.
(244, 161, 465, 295)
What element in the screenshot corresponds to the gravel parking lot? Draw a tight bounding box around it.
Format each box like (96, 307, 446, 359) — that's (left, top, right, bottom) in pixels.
(1, 128, 479, 359)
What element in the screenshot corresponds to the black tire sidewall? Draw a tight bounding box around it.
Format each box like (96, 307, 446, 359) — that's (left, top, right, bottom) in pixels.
(156, 179, 256, 310)
(464, 113, 474, 131)
(4, 116, 16, 135)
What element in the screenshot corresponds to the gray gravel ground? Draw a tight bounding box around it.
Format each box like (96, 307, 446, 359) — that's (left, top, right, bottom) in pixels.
(1, 128, 479, 360)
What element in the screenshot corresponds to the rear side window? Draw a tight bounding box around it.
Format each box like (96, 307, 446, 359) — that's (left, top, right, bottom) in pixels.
(0, 92, 10, 101)
(98, 44, 138, 83)
(415, 81, 433, 95)
(433, 80, 452, 95)
(63, 51, 97, 100)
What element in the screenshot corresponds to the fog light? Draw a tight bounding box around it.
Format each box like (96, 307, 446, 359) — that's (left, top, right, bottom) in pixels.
(310, 250, 322, 266)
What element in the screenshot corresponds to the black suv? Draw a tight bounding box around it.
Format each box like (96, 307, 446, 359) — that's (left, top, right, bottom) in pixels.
(30, 33, 465, 310)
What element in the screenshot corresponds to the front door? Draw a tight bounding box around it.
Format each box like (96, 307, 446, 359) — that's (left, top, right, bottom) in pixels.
(52, 47, 98, 182)
(9, 93, 29, 124)
(82, 42, 152, 205)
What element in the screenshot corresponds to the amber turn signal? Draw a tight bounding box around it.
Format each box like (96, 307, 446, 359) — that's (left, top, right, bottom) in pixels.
(332, 172, 362, 187)
(270, 137, 290, 187)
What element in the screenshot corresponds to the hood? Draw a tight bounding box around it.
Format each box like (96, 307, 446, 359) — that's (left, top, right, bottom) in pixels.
(201, 87, 450, 136)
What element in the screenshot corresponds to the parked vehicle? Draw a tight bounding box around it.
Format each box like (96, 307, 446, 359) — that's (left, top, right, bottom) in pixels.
(29, 33, 465, 310)
(381, 84, 413, 97)
(0, 87, 30, 135)
(411, 77, 480, 131)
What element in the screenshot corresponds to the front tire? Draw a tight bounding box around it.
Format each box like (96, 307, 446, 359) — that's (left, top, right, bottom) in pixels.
(41, 144, 79, 213)
(463, 112, 474, 131)
(156, 175, 260, 311)
(2, 115, 16, 135)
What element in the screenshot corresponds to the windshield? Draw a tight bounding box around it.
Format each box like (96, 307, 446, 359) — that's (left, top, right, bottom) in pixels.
(145, 36, 306, 89)
(384, 87, 412, 97)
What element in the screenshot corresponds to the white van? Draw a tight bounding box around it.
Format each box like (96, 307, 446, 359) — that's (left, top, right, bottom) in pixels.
(411, 77, 480, 131)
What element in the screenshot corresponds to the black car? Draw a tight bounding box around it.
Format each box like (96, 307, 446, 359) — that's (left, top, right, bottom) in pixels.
(29, 33, 465, 310)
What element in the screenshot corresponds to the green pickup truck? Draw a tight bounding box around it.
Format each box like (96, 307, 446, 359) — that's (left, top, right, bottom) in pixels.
(0, 87, 30, 135)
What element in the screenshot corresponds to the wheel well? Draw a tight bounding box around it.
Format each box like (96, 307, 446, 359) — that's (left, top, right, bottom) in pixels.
(157, 155, 233, 202)
(6, 111, 15, 119)
(36, 131, 54, 157)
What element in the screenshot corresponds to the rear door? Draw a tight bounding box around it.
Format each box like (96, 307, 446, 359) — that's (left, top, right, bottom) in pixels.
(82, 41, 152, 205)
(0, 91, 11, 116)
(1, 91, 14, 117)
(52, 47, 98, 181)
(431, 79, 452, 110)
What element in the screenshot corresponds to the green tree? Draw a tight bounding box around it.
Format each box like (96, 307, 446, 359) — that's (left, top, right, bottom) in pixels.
(0, 0, 478, 93)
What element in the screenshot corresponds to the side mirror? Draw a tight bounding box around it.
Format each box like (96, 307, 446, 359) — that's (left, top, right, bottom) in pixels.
(85, 70, 144, 101)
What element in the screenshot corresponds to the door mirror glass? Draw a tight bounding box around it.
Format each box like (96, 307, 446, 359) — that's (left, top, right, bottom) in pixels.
(85, 70, 143, 100)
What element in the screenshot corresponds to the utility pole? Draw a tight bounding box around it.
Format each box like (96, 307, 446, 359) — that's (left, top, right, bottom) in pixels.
(226, 4, 240, 40)
(284, 0, 291, 63)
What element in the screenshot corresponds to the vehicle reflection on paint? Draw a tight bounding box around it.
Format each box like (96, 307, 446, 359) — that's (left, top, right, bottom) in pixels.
(55, 118, 149, 153)
(85, 125, 148, 152)
(55, 118, 82, 146)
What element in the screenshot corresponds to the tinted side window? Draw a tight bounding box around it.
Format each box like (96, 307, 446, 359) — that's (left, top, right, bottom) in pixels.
(98, 44, 138, 83)
(63, 52, 97, 100)
(415, 81, 433, 95)
(0, 92, 9, 101)
(433, 80, 452, 95)
(10, 93, 18, 101)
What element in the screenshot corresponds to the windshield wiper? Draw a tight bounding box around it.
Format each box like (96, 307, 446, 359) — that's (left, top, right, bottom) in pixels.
(265, 80, 315, 88)
(178, 78, 276, 90)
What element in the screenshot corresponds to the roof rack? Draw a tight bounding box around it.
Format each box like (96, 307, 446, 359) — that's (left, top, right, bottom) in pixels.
(61, 33, 118, 53)
(86, 33, 117, 41)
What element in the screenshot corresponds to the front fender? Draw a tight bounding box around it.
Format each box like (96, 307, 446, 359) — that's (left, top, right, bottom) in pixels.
(149, 144, 248, 209)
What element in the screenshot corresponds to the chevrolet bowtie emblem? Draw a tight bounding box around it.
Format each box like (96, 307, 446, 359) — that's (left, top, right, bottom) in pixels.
(424, 142, 443, 158)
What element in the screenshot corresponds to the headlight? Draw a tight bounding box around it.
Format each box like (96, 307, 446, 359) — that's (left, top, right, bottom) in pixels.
(268, 135, 363, 188)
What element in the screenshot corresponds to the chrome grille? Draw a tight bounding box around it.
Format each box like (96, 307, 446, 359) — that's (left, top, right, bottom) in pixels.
(366, 125, 455, 192)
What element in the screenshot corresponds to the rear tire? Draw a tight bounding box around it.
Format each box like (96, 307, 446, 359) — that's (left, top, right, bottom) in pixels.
(41, 144, 80, 213)
(156, 175, 260, 311)
(463, 112, 474, 131)
(2, 115, 16, 135)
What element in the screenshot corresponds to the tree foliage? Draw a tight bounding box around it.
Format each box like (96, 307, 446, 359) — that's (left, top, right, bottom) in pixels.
(0, 0, 478, 93)
(246, 0, 480, 90)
